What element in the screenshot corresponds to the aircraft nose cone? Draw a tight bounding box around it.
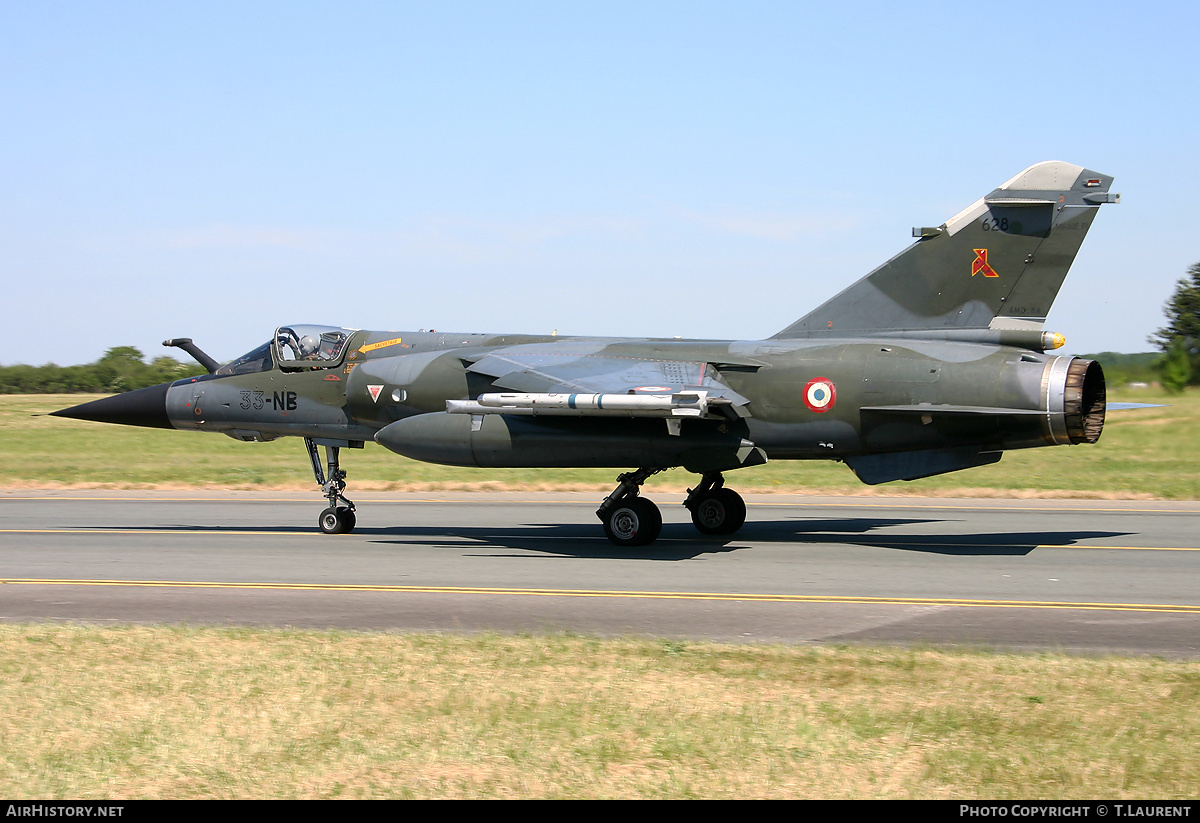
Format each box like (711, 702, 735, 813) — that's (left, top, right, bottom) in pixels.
(50, 382, 174, 429)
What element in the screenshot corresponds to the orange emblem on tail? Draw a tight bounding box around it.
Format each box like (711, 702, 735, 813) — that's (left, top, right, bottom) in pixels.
(972, 248, 999, 278)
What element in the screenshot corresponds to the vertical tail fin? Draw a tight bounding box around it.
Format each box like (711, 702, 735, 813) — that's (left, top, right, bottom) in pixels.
(772, 161, 1119, 339)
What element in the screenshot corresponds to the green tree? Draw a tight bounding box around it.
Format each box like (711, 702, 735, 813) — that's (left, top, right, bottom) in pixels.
(1150, 261, 1200, 384)
(98, 346, 146, 366)
(149, 355, 197, 383)
(98, 346, 151, 391)
(1161, 338, 1192, 394)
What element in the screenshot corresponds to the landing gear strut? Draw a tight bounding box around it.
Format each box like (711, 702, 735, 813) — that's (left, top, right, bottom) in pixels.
(306, 438, 356, 534)
(684, 472, 746, 535)
(596, 468, 663, 547)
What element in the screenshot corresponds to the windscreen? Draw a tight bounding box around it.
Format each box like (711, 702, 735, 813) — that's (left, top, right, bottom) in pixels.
(215, 342, 273, 376)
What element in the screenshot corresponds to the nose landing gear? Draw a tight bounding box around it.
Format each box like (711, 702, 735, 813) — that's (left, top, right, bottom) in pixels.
(306, 437, 359, 534)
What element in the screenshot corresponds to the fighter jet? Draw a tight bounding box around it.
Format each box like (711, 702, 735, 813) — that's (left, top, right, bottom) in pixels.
(54, 161, 1120, 545)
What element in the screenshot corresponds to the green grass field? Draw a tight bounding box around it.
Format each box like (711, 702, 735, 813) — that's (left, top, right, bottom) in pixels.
(5, 388, 1197, 498)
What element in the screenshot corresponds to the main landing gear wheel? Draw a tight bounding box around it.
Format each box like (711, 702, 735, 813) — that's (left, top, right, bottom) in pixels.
(684, 472, 747, 536)
(602, 497, 662, 547)
(688, 487, 746, 535)
(597, 467, 665, 547)
(319, 507, 356, 535)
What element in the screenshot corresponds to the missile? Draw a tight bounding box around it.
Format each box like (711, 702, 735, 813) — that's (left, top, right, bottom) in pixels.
(446, 391, 729, 418)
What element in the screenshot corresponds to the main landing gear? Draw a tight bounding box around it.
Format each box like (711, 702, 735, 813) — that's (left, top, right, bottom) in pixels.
(306, 438, 357, 534)
(596, 468, 664, 547)
(596, 469, 746, 547)
(683, 472, 747, 536)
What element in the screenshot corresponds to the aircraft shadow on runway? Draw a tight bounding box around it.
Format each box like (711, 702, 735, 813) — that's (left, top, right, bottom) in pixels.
(364, 517, 1134, 561)
(106, 518, 1134, 561)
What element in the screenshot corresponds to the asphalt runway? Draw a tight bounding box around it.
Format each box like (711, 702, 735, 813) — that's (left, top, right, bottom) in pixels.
(3, 490, 1200, 657)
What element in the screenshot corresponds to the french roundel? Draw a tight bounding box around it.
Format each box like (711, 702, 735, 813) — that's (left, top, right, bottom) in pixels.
(803, 377, 837, 413)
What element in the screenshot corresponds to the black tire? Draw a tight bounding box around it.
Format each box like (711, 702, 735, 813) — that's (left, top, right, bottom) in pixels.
(319, 506, 354, 535)
(603, 497, 662, 546)
(689, 488, 746, 535)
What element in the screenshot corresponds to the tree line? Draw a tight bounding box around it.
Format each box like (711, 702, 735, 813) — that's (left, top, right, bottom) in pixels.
(0, 347, 208, 394)
(1151, 261, 1200, 393)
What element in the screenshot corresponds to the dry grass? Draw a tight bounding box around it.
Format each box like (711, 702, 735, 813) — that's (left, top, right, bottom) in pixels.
(1, 626, 1198, 799)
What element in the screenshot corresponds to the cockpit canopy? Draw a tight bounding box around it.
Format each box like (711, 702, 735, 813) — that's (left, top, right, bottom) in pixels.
(216, 325, 357, 376)
(274, 325, 352, 364)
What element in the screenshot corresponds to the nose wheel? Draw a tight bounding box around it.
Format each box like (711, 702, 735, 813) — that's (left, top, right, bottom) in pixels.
(306, 438, 358, 535)
(319, 506, 357, 535)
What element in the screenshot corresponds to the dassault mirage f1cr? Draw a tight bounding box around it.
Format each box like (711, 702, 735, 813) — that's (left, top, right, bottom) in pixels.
(55, 161, 1120, 545)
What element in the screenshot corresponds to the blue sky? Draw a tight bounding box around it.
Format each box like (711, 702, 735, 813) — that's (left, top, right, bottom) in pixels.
(3, 2, 1196, 366)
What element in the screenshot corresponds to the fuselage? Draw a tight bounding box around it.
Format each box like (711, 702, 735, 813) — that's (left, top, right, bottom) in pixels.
(146, 326, 1103, 470)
